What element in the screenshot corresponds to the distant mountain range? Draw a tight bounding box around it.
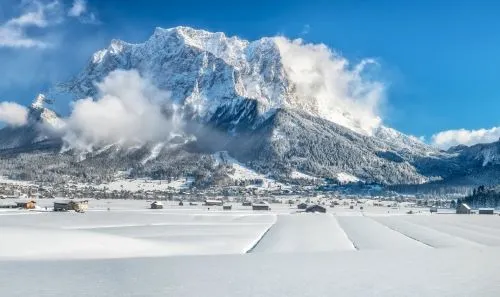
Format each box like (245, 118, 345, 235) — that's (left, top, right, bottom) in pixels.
(0, 26, 497, 188)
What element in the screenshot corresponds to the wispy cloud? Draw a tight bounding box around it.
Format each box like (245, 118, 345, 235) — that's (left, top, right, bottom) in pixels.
(432, 127, 500, 149)
(300, 24, 310, 36)
(0, 0, 61, 48)
(0, 0, 99, 48)
(68, 0, 86, 17)
(68, 0, 99, 24)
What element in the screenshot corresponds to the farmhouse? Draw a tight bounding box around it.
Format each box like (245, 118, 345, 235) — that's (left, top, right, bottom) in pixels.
(456, 203, 471, 214)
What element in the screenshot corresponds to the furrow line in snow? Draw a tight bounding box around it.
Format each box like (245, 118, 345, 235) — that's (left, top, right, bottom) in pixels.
(245, 215, 278, 254)
(331, 214, 359, 251)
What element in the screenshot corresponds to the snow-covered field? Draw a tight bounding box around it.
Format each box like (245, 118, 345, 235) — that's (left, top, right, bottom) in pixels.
(0, 201, 276, 260)
(1, 199, 500, 296)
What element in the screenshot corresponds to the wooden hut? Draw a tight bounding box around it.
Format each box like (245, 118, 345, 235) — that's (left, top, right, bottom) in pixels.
(223, 205, 232, 210)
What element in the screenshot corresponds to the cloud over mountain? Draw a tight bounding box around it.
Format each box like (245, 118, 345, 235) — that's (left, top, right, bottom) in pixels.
(274, 37, 385, 135)
(0, 102, 29, 126)
(432, 127, 500, 149)
(62, 69, 182, 152)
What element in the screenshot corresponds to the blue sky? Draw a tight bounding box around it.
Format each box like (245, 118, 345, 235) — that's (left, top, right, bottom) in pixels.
(1, 0, 500, 147)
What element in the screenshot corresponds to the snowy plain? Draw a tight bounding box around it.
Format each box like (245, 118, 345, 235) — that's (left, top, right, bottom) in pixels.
(1, 199, 500, 296)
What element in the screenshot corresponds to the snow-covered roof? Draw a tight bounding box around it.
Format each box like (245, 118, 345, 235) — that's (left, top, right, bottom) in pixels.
(460, 203, 471, 210)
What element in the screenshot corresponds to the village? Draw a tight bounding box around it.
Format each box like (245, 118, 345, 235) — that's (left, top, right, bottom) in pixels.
(0, 176, 497, 215)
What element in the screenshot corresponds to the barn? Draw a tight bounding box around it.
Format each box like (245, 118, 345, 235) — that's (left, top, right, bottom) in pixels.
(478, 208, 494, 215)
(252, 202, 270, 211)
(54, 201, 71, 212)
(305, 204, 326, 213)
(54, 200, 89, 212)
(205, 199, 223, 206)
(297, 203, 308, 210)
(16, 200, 36, 209)
(150, 201, 164, 209)
(456, 203, 471, 214)
(0, 202, 17, 209)
(71, 200, 89, 213)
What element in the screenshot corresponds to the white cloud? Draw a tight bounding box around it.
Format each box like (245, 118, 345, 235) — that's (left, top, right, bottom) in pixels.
(0, 102, 29, 126)
(0, 26, 48, 48)
(274, 37, 385, 135)
(68, 0, 86, 17)
(62, 70, 182, 152)
(432, 127, 500, 149)
(0, 0, 61, 48)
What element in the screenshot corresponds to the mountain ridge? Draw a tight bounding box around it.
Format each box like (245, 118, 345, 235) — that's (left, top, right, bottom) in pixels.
(0, 26, 491, 187)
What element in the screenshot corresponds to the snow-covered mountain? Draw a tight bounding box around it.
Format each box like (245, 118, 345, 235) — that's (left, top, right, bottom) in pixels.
(68, 27, 388, 136)
(0, 26, 485, 186)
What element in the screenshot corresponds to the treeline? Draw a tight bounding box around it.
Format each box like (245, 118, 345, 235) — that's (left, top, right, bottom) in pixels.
(460, 185, 500, 208)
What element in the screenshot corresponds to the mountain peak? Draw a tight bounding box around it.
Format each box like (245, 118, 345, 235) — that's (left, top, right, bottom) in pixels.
(27, 94, 64, 130)
(31, 94, 46, 109)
